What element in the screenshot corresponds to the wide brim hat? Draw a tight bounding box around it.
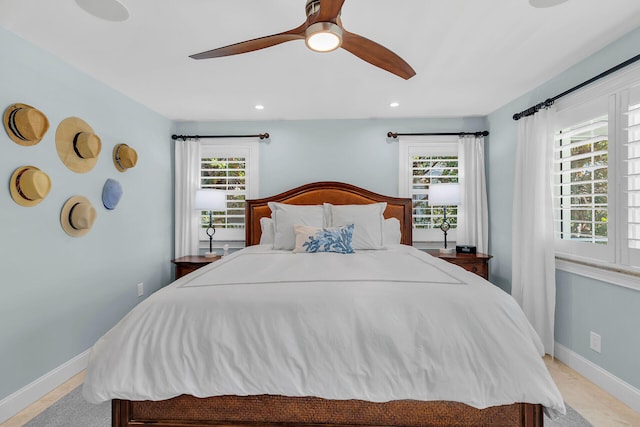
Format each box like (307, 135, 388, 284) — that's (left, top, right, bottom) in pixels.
(60, 195, 97, 237)
(56, 117, 102, 173)
(9, 165, 51, 207)
(113, 143, 138, 172)
(3, 103, 50, 146)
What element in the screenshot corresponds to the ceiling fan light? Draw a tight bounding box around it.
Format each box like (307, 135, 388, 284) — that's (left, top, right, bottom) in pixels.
(305, 22, 343, 53)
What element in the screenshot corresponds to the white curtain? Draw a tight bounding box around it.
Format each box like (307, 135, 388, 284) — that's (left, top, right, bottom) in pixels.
(174, 139, 201, 257)
(512, 109, 556, 355)
(457, 135, 488, 253)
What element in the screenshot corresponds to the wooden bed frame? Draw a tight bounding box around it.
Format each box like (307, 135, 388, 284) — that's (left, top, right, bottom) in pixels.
(112, 181, 543, 427)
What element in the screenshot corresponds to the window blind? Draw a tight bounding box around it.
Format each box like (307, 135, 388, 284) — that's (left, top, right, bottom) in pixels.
(554, 116, 609, 244)
(200, 156, 247, 232)
(198, 139, 259, 242)
(626, 91, 640, 249)
(411, 154, 459, 231)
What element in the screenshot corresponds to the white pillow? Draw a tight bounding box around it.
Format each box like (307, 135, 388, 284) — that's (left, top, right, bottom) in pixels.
(325, 202, 387, 250)
(384, 217, 402, 245)
(259, 217, 275, 245)
(268, 202, 325, 250)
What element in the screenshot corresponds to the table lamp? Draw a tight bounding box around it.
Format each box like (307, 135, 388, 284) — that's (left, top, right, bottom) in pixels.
(195, 189, 226, 257)
(429, 183, 460, 254)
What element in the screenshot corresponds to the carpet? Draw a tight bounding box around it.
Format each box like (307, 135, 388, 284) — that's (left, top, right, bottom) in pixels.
(24, 386, 593, 427)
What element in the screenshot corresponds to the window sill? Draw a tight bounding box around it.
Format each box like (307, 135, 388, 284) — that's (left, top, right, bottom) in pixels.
(555, 256, 640, 292)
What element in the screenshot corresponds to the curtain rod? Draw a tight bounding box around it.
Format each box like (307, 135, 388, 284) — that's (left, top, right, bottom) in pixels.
(513, 52, 640, 121)
(171, 133, 270, 141)
(387, 131, 489, 139)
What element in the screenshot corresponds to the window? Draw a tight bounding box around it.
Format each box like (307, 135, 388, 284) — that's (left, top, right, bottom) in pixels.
(622, 84, 640, 266)
(554, 115, 609, 246)
(552, 62, 640, 270)
(398, 136, 459, 242)
(199, 140, 259, 242)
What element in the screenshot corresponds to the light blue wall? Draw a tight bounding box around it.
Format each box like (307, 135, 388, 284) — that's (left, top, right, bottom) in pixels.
(175, 117, 487, 198)
(0, 28, 174, 401)
(555, 271, 640, 389)
(487, 26, 640, 389)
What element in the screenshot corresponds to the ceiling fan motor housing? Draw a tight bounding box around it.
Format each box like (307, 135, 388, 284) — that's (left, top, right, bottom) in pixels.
(305, 0, 340, 18)
(305, 0, 321, 16)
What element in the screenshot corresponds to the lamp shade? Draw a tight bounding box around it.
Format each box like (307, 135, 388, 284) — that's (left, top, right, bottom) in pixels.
(194, 189, 226, 210)
(429, 183, 460, 206)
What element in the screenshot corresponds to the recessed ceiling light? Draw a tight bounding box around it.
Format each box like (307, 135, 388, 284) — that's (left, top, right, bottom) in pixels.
(75, 0, 129, 22)
(390, 102, 400, 108)
(529, 0, 568, 8)
(255, 105, 265, 110)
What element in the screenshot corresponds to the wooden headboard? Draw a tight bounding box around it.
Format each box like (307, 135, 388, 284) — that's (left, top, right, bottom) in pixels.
(245, 181, 413, 246)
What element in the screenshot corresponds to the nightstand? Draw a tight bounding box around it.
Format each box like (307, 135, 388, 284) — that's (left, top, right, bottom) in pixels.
(424, 249, 492, 280)
(171, 255, 221, 279)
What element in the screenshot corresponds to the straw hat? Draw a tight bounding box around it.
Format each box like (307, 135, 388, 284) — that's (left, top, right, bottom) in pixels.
(60, 195, 97, 237)
(56, 117, 102, 173)
(113, 143, 138, 172)
(3, 103, 50, 146)
(9, 166, 52, 207)
(102, 178, 123, 210)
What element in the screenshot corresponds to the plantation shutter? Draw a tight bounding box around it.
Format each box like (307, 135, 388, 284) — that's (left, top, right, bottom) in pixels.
(622, 84, 640, 265)
(553, 116, 609, 244)
(398, 136, 459, 242)
(199, 140, 259, 241)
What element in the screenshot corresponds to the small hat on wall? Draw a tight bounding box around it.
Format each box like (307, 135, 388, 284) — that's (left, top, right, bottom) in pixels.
(60, 195, 97, 237)
(9, 166, 52, 207)
(102, 178, 123, 210)
(113, 143, 138, 172)
(56, 117, 102, 173)
(3, 103, 50, 146)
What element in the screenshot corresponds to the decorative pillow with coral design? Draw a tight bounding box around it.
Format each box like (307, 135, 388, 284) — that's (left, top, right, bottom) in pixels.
(293, 224, 354, 254)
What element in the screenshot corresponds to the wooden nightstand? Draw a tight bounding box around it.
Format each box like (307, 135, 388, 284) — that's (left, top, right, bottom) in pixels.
(171, 255, 221, 279)
(424, 250, 492, 280)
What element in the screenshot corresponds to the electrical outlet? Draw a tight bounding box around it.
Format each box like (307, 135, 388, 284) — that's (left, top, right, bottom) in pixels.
(590, 331, 601, 353)
(137, 282, 144, 297)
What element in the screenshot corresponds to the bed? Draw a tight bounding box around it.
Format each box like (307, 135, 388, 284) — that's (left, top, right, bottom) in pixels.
(82, 181, 564, 427)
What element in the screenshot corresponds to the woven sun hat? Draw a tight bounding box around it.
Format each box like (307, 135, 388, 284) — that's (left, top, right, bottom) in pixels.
(102, 178, 123, 210)
(9, 165, 52, 207)
(60, 195, 97, 237)
(3, 103, 50, 146)
(113, 143, 138, 172)
(55, 117, 102, 173)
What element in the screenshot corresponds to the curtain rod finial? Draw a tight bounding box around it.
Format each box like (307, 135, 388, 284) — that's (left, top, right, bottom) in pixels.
(387, 132, 398, 139)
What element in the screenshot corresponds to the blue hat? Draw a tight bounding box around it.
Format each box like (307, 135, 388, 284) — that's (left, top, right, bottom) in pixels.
(102, 178, 123, 210)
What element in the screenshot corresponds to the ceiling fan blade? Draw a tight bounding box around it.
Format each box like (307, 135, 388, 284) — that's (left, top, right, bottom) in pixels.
(190, 23, 307, 60)
(316, 0, 345, 22)
(341, 30, 416, 80)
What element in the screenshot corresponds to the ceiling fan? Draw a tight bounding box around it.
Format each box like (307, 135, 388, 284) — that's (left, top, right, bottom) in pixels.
(189, 0, 416, 80)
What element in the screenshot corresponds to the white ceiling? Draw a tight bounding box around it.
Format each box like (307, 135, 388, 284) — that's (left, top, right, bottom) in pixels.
(2, 0, 640, 122)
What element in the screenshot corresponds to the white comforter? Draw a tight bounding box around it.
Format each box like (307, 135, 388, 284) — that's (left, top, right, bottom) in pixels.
(82, 244, 565, 417)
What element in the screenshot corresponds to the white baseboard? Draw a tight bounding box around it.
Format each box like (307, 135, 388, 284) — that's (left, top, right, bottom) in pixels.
(0, 349, 90, 424)
(554, 342, 640, 413)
